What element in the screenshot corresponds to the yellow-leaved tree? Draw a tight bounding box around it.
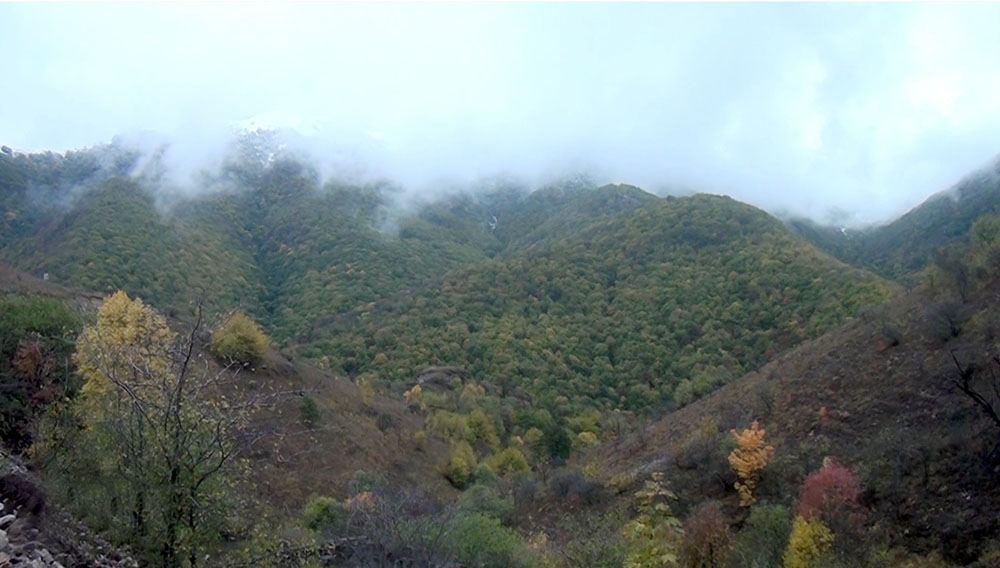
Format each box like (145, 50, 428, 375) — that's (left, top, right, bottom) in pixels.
(728, 420, 775, 507)
(783, 516, 834, 568)
(42, 291, 264, 567)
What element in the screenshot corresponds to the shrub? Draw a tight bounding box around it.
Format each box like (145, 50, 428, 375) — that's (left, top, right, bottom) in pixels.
(446, 513, 533, 568)
(303, 495, 345, 536)
(549, 468, 602, 506)
(576, 430, 600, 448)
(970, 214, 1000, 282)
(926, 301, 964, 341)
(796, 458, 864, 527)
(443, 441, 477, 488)
(413, 429, 428, 449)
(348, 470, 388, 494)
(512, 474, 540, 504)
(878, 323, 902, 348)
(560, 508, 629, 568)
(210, 311, 268, 365)
(783, 516, 833, 568)
(298, 396, 320, 427)
(680, 501, 732, 568)
(0, 295, 80, 448)
(485, 447, 530, 477)
(457, 483, 515, 523)
(468, 408, 501, 449)
(623, 472, 683, 567)
(729, 504, 792, 568)
(428, 411, 473, 443)
(472, 462, 499, 486)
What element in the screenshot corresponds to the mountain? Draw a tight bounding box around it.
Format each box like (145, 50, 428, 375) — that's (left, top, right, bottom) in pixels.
(791, 156, 1000, 281)
(572, 263, 1000, 565)
(0, 146, 896, 432)
(306, 191, 893, 418)
(3, 141, 1000, 565)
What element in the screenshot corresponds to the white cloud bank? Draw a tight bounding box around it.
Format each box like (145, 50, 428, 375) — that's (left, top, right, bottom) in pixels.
(1, 3, 998, 224)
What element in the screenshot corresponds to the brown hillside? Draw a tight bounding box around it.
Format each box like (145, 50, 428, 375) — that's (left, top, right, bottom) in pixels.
(0, 263, 453, 520)
(241, 347, 454, 515)
(585, 280, 999, 563)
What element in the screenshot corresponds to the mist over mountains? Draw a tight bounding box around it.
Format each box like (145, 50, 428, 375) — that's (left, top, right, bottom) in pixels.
(2, 3, 1000, 566)
(3, 2, 999, 224)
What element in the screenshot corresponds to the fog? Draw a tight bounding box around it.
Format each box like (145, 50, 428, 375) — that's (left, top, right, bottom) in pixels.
(1, 3, 998, 225)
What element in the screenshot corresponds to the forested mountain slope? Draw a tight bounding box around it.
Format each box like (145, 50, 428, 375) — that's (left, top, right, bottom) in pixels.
(303, 192, 893, 416)
(572, 259, 1000, 564)
(1, 146, 896, 422)
(791, 155, 1000, 281)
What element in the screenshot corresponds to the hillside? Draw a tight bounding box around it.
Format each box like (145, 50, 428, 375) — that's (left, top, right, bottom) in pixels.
(791, 156, 1000, 281)
(2, 148, 894, 417)
(573, 275, 1000, 564)
(305, 191, 893, 417)
(0, 264, 452, 513)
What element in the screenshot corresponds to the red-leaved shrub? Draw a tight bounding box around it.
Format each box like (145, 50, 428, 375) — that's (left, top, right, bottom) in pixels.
(681, 500, 732, 567)
(796, 457, 864, 527)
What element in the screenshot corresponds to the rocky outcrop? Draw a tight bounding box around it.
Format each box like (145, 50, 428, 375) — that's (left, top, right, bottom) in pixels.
(0, 454, 136, 567)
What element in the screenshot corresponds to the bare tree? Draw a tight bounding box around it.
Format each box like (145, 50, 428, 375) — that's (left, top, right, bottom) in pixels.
(950, 351, 1000, 453)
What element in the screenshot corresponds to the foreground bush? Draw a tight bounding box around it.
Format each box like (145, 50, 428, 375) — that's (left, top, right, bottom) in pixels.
(210, 311, 269, 365)
(728, 504, 792, 568)
(0, 295, 80, 448)
(40, 291, 258, 566)
(447, 513, 533, 568)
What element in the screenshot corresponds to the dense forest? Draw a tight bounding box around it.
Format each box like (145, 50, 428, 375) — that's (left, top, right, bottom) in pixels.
(0, 143, 998, 567)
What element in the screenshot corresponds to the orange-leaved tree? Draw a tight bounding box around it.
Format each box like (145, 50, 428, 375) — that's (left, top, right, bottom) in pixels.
(728, 420, 775, 507)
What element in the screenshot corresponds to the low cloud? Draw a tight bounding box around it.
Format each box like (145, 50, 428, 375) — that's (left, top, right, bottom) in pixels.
(1, 3, 998, 225)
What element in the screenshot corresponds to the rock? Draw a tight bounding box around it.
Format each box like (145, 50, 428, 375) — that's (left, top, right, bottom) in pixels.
(0, 529, 6, 549)
(0, 514, 15, 529)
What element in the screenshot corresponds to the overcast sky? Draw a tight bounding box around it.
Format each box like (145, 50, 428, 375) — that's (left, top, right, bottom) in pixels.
(1, 2, 998, 224)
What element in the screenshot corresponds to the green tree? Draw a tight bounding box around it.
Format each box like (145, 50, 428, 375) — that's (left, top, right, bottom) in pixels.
(623, 472, 684, 567)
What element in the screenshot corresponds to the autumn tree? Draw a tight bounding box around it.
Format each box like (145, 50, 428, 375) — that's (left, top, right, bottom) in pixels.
(796, 458, 864, 528)
(209, 310, 269, 366)
(42, 291, 266, 567)
(783, 516, 833, 568)
(680, 501, 732, 568)
(728, 421, 775, 507)
(794, 458, 868, 565)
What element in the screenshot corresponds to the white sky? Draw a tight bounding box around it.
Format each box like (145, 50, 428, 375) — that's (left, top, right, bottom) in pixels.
(1, 2, 998, 224)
